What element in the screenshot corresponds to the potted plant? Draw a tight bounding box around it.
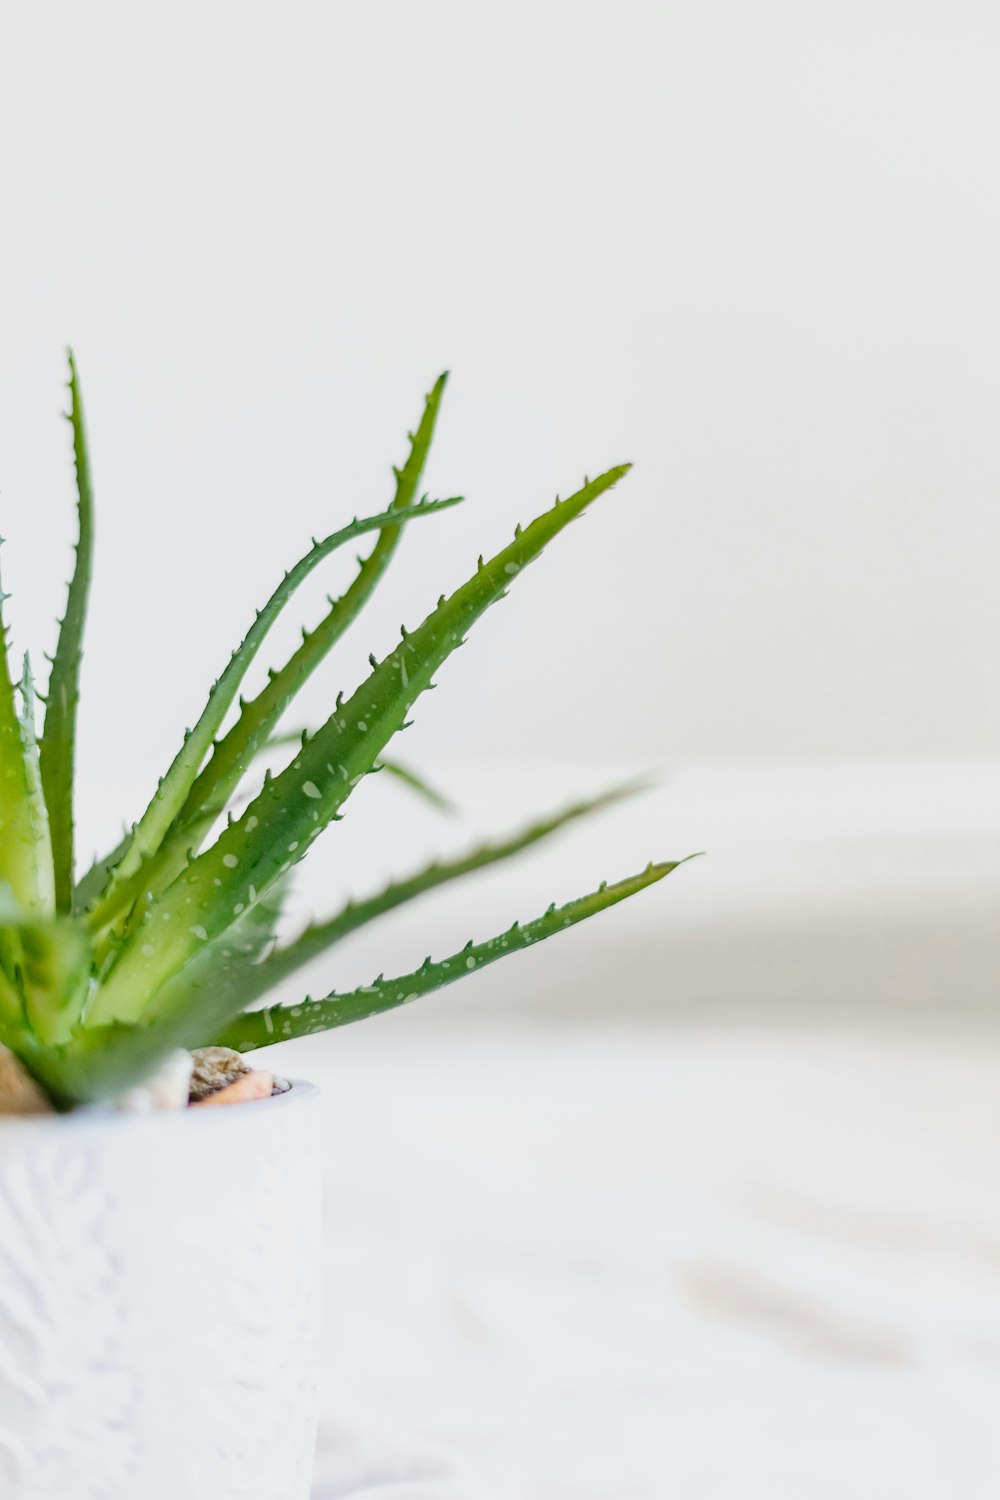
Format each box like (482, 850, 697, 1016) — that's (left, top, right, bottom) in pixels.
(0, 356, 692, 1499)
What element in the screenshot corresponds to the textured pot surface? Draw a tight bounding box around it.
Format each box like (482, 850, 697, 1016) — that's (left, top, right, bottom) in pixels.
(0, 1080, 322, 1500)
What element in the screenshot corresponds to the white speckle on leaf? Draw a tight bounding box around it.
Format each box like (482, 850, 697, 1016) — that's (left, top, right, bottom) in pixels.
(190, 924, 208, 942)
(245, 815, 258, 831)
(302, 781, 321, 799)
(222, 853, 239, 868)
(357, 721, 368, 732)
(466, 956, 477, 969)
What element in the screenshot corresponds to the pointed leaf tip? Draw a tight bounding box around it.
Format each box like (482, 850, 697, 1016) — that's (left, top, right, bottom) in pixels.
(211, 857, 685, 1054)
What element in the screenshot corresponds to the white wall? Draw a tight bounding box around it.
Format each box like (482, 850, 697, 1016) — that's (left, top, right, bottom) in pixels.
(0, 0, 996, 818)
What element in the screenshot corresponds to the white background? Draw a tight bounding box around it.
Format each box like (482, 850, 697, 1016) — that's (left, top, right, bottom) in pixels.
(1, 0, 997, 786)
(1, 5, 998, 1498)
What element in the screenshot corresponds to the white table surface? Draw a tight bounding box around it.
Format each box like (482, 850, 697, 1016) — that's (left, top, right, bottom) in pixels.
(288, 1012, 1000, 1500)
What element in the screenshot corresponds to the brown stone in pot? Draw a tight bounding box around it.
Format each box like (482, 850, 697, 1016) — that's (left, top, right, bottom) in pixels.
(191, 1069, 274, 1108)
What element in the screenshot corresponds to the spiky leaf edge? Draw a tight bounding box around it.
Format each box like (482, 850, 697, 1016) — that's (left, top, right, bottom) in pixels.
(215, 859, 686, 1050)
(87, 464, 632, 1026)
(88, 493, 461, 942)
(142, 782, 645, 1030)
(39, 349, 95, 912)
(0, 570, 54, 930)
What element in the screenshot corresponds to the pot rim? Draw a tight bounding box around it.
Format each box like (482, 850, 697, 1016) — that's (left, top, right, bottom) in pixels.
(0, 1076, 319, 1138)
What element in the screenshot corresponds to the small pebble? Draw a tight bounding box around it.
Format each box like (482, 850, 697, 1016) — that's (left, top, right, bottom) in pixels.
(188, 1046, 253, 1103)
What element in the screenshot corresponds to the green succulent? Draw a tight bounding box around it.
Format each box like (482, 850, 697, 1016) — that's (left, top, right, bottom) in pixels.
(0, 354, 692, 1109)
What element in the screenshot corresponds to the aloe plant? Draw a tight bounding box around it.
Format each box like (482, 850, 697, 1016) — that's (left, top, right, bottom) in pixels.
(0, 354, 692, 1109)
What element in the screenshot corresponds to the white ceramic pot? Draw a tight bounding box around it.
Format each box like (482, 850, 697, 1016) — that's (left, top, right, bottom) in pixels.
(0, 1080, 322, 1500)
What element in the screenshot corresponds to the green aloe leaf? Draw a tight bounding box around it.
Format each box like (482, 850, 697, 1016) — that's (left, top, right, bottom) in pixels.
(0, 886, 28, 1044)
(14, 917, 92, 1048)
(214, 860, 683, 1052)
(0, 573, 54, 920)
(0, 885, 92, 1048)
(0, 967, 27, 1048)
(134, 872, 290, 1040)
(87, 464, 631, 1026)
(39, 350, 95, 913)
(88, 491, 461, 938)
(17, 656, 55, 911)
(148, 782, 643, 1032)
(16, 883, 289, 1106)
